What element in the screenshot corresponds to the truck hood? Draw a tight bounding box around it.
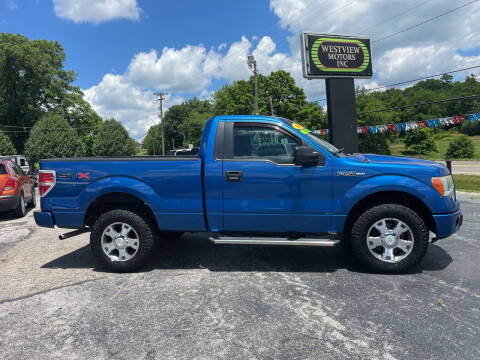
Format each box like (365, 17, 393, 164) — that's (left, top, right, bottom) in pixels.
(344, 153, 450, 177)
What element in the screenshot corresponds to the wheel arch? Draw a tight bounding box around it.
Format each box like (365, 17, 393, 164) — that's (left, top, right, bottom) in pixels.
(84, 192, 158, 230)
(343, 190, 436, 235)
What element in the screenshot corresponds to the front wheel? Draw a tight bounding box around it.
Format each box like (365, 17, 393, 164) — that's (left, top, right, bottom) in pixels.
(90, 209, 156, 272)
(350, 204, 429, 274)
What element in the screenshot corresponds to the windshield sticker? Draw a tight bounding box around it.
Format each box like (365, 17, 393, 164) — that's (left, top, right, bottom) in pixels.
(300, 129, 311, 134)
(292, 123, 304, 130)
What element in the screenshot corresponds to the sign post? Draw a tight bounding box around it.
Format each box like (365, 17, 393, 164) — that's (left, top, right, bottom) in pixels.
(301, 33, 373, 153)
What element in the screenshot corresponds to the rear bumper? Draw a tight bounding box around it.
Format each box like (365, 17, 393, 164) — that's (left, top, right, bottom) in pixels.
(0, 195, 18, 211)
(34, 211, 55, 228)
(433, 209, 463, 240)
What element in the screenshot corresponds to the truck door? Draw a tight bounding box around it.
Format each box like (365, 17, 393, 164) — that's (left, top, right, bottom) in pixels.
(221, 121, 332, 233)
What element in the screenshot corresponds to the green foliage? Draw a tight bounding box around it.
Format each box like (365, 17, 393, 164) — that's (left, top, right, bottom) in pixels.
(358, 133, 391, 155)
(162, 97, 214, 152)
(24, 113, 86, 164)
(404, 129, 437, 154)
(445, 136, 475, 159)
(92, 119, 136, 157)
(0, 33, 102, 152)
(0, 130, 16, 155)
(143, 124, 163, 155)
(213, 70, 308, 120)
(459, 120, 480, 136)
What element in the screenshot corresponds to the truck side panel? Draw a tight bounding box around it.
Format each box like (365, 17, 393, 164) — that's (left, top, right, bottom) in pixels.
(40, 159, 206, 231)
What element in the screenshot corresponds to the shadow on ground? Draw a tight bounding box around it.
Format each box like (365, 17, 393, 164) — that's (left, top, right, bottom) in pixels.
(41, 233, 453, 275)
(0, 206, 35, 223)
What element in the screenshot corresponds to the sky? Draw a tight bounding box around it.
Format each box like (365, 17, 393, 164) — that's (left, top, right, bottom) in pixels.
(2, 0, 480, 140)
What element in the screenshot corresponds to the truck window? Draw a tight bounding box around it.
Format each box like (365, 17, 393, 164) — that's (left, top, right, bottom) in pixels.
(233, 125, 299, 164)
(20, 158, 26, 167)
(0, 164, 6, 174)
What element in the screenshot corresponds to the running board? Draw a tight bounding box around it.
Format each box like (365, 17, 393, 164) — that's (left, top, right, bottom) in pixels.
(209, 236, 339, 247)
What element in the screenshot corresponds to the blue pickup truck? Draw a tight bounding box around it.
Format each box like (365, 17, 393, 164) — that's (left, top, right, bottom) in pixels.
(34, 115, 462, 273)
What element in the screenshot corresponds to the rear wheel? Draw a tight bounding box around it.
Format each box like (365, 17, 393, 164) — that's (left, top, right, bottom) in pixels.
(14, 192, 26, 218)
(90, 209, 156, 272)
(350, 204, 429, 274)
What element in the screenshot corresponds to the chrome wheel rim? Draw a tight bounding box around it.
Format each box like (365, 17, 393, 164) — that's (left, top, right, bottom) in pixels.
(366, 218, 414, 263)
(101, 222, 139, 262)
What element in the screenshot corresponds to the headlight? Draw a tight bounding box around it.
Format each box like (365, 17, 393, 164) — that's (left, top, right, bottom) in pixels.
(431, 175, 455, 197)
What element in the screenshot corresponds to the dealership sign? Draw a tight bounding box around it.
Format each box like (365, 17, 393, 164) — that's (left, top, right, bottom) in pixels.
(301, 33, 373, 79)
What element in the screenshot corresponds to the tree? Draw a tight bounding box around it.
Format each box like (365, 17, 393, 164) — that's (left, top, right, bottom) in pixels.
(0, 130, 16, 155)
(162, 97, 214, 151)
(213, 70, 307, 120)
(143, 124, 163, 155)
(446, 136, 475, 159)
(358, 133, 391, 155)
(24, 113, 86, 164)
(404, 129, 437, 154)
(92, 119, 136, 156)
(0, 33, 102, 152)
(177, 111, 211, 147)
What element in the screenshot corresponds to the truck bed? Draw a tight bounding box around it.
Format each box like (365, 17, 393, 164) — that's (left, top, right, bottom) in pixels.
(39, 157, 205, 231)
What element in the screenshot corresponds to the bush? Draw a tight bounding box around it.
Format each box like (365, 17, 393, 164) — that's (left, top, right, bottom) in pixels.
(358, 133, 391, 155)
(0, 130, 16, 155)
(92, 119, 136, 156)
(404, 129, 437, 154)
(24, 113, 86, 164)
(445, 136, 475, 159)
(459, 121, 480, 136)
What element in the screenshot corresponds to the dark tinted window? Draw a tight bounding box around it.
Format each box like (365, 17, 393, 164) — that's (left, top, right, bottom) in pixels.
(233, 125, 299, 164)
(12, 163, 25, 176)
(0, 164, 6, 175)
(20, 158, 26, 167)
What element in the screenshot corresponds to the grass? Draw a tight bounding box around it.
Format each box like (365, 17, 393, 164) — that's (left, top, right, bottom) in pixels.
(389, 129, 480, 161)
(454, 174, 480, 193)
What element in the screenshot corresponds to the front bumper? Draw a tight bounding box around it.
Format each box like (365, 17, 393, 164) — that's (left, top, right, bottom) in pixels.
(34, 211, 55, 228)
(433, 208, 463, 240)
(0, 195, 19, 211)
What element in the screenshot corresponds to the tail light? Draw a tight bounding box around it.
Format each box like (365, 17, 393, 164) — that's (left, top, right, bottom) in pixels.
(3, 178, 16, 192)
(39, 170, 56, 197)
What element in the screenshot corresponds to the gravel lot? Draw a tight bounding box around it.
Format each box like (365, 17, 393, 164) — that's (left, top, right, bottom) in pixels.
(0, 193, 479, 359)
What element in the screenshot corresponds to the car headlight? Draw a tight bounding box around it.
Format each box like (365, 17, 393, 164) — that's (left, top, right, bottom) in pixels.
(431, 175, 455, 197)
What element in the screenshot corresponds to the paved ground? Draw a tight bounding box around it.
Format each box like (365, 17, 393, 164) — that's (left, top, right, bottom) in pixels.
(0, 193, 479, 359)
(436, 160, 480, 175)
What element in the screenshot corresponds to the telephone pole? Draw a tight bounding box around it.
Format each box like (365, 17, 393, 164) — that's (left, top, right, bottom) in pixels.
(247, 55, 258, 115)
(154, 92, 168, 155)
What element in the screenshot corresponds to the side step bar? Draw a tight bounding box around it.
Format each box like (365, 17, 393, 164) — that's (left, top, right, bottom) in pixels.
(209, 236, 339, 247)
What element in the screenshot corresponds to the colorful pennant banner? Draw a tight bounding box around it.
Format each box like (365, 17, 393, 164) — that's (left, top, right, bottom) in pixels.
(312, 112, 480, 135)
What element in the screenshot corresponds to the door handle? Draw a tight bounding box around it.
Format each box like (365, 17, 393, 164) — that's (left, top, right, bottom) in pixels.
(225, 171, 243, 182)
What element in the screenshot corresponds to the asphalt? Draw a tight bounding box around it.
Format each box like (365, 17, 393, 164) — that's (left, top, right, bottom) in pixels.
(0, 193, 479, 359)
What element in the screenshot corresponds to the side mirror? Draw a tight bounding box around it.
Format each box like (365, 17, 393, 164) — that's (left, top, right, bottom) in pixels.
(294, 146, 322, 166)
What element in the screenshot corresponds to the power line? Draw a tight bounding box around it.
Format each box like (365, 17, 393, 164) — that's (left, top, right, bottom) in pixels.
(373, 0, 479, 43)
(357, 94, 480, 115)
(359, 0, 434, 34)
(312, 64, 480, 102)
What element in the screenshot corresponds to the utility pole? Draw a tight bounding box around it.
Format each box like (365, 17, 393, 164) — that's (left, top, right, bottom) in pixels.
(154, 92, 169, 155)
(269, 96, 274, 116)
(247, 55, 258, 115)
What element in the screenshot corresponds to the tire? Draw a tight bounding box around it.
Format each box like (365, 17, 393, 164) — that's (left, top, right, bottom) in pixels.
(90, 209, 156, 272)
(28, 188, 36, 208)
(14, 192, 26, 218)
(350, 204, 429, 274)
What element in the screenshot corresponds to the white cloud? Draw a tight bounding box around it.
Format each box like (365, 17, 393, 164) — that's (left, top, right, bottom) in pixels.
(268, 0, 480, 99)
(52, 0, 141, 24)
(83, 0, 480, 138)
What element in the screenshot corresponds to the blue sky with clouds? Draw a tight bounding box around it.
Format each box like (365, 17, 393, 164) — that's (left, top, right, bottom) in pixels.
(2, 0, 480, 140)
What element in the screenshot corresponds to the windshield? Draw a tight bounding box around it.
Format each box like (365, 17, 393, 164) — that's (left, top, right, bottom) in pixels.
(278, 117, 342, 155)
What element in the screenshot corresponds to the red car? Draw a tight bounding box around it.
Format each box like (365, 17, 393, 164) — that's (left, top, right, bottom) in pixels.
(0, 160, 36, 217)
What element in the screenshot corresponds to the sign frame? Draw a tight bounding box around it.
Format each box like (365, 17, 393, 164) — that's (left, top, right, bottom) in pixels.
(301, 32, 373, 80)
